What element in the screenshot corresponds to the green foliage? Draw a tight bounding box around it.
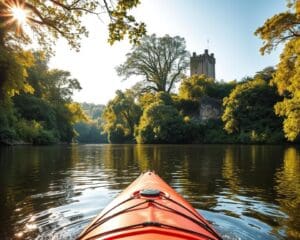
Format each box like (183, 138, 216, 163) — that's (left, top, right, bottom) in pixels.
(108, 124, 130, 143)
(74, 103, 107, 143)
(0, 0, 145, 51)
(54, 104, 77, 143)
(272, 38, 300, 141)
(11, 52, 87, 144)
(222, 75, 284, 142)
(0, 47, 34, 101)
(0, 51, 86, 145)
(74, 121, 107, 143)
(138, 92, 157, 110)
(179, 75, 214, 100)
(177, 75, 236, 117)
(0, 101, 17, 144)
(136, 102, 185, 144)
(208, 80, 237, 99)
(0, 128, 17, 144)
(15, 119, 58, 144)
(108, 0, 146, 45)
(179, 74, 237, 101)
(254, 0, 299, 55)
(102, 89, 142, 143)
(202, 120, 235, 144)
(275, 97, 300, 141)
(117, 34, 189, 93)
(256, 1, 300, 141)
(80, 102, 105, 120)
(33, 129, 58, 145)
(173, 97, 199, 117)
(15, 119, 41, 143)
(182, 118, 205, 143)
(13, 95, 57, 129)
(138, 91, 174, 110)
(13, 94, 81, 144)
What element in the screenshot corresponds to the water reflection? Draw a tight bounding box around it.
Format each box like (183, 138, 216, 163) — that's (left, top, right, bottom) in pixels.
(275, 147, 300, 239)
(222, 146, 241, 194)
(0, 144, 299, 239)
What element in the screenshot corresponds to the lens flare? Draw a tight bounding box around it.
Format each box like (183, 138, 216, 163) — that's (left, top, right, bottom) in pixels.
(11, 7, 27, 25)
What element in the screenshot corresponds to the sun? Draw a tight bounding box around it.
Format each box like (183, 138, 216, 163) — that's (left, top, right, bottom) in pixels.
(11, 7, 27, 25)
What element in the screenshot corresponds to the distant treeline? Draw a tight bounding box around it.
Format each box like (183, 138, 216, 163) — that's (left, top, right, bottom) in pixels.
(74, 103, 107, 144)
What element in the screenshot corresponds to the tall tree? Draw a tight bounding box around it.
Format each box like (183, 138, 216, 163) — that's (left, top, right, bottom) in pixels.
(117, 34, 190, 93)
(0, 0, 146, 104)
(255, 0, 300, 141)
(26, 52, 82, 104)
(12, 52, 87, 144)
(102, 89, 141, 143)
(222, 72, 283, 143)
(0, 47, 33, 101)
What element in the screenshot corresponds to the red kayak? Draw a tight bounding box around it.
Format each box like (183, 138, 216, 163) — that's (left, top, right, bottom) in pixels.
(77, 171, 222, 240)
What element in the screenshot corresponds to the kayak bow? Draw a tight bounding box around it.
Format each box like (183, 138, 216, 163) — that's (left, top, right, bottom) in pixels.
(77, 171, 222, 240)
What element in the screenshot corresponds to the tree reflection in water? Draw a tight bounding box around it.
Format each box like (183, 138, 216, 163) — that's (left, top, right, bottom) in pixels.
(0, 144, 299, 239)
(275, 147, 300, 239)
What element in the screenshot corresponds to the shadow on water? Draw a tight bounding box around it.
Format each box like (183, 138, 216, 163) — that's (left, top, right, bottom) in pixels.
(0, 144, 299, 239)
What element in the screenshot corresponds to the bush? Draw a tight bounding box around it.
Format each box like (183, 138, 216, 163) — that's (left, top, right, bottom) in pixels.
(202, 120, 236, 143)
(0, 128, 17, 144)
(182, 119, 205, 143)
(136, 103, 185, 144)
(15, 119, 58, 144)
(33, 129, 58, 145)
(15, 119, 40, 143)
(0, 102, 18, 144)
(174, 98, 199, 116)
(108, 124, 130, 143)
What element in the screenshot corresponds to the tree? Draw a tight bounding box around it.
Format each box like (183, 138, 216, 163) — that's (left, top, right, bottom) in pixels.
(179, 74, 214, 100)
(255, 0, 300, 141)
(0, 47, 34, 101)
(222, 76, 283, 143)
(74, 103, 107, 143)
(0, 0, 146, 119)
(136, 102, 185, 144)
(102, 89, 141, 143)
(138, 91, 174, 110)
(179, 74, 236, 101)
(26, 52, 82, 104)
(117, 34, 189, 93)
(7, 52, 87, 144)
(0, 0, 146, 50)
(80, 102, 105, 120)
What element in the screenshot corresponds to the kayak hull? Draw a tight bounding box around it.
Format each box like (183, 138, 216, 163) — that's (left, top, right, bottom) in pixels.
(78, 172, 221, 240)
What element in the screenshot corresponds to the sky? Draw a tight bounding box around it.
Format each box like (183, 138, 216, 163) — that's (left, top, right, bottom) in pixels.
(49, 0, 287, 105)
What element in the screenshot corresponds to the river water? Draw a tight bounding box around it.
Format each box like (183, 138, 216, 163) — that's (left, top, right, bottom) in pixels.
(0, 144, 299, 240)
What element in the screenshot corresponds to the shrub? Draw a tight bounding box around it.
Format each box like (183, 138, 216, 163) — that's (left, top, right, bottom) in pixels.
(136, 103, 185, 144)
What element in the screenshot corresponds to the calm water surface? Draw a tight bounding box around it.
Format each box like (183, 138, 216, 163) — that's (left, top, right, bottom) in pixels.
(0, 144, 299, 240)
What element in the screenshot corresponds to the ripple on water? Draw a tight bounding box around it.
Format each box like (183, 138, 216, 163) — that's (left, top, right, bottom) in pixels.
(15, 181, 120, 240)
(18, 191, 286, 239)
(6, 144, 298, 240)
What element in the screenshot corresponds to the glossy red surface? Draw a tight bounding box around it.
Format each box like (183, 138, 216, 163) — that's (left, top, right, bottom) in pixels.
(78, 172, 221, 240)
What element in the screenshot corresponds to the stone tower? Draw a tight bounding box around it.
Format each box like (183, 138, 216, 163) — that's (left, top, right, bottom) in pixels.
(190, 49, 216, 79)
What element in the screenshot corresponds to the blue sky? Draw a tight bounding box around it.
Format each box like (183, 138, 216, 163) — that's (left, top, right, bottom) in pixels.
(50, 0, 287, 104)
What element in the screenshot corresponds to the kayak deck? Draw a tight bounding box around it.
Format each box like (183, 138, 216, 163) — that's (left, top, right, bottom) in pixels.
(77, 172, 222, 240)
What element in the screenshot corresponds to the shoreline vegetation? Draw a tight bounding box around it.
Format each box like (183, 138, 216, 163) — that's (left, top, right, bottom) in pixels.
(0, 68, 297, 146)
(0, 1, 299, 146)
